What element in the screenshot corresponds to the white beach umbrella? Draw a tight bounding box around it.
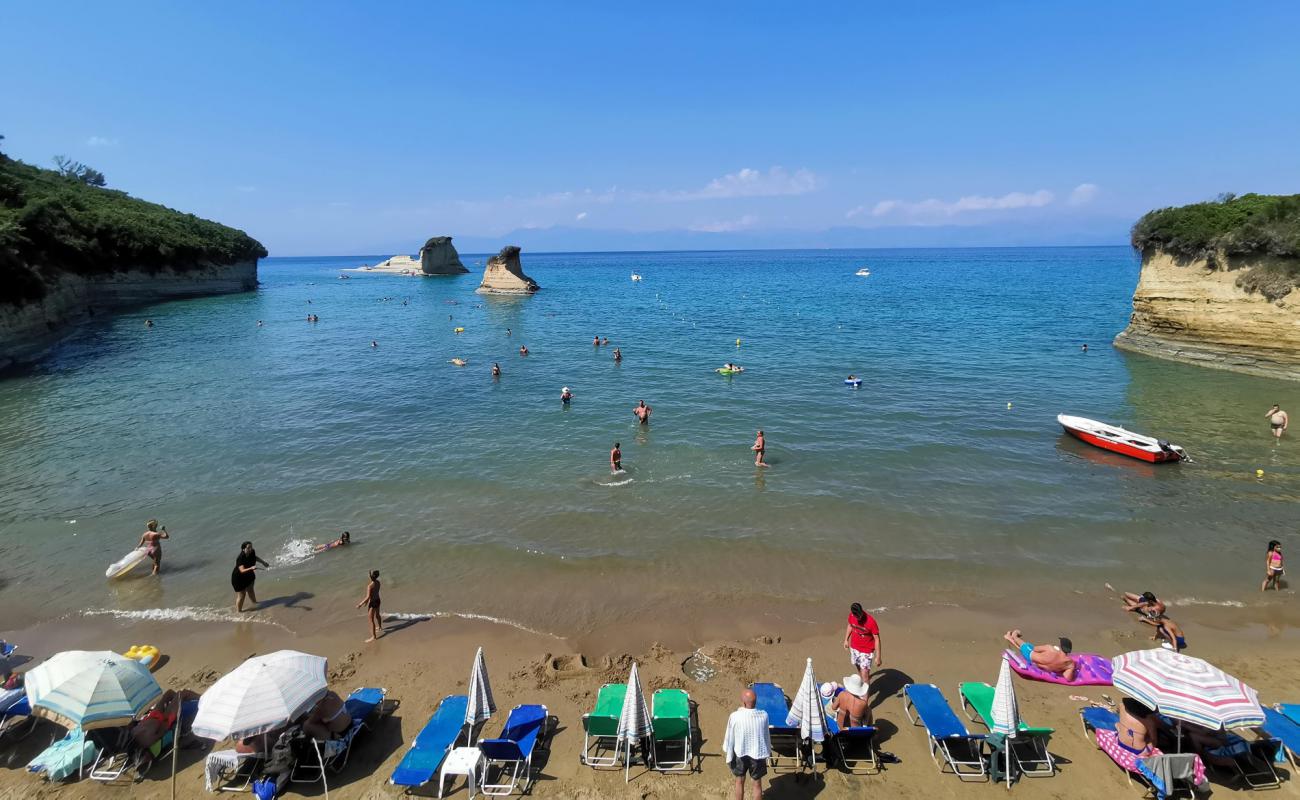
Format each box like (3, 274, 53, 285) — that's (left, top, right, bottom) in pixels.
(784, 657, 826, 768)
(191, 650, 328, 742)
(25, 650, 162, 730)
(991, 657, 1019, 788)
(465, 646, 496, 744)
(616, 662, 653, 782)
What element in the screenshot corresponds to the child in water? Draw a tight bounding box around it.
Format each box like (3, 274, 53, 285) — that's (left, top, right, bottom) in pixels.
(1264, 540, 1285, 591)
(315, 531, 351, 552)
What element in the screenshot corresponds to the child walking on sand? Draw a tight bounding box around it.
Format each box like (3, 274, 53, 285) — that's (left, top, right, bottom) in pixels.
(1263, 541, 1285, 591)
(356, 570, 383, 642)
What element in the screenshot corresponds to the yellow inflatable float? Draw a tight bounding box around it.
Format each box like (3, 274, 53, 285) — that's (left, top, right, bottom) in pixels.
(124, 644, 160, 668)
(454, 327, 465, 333)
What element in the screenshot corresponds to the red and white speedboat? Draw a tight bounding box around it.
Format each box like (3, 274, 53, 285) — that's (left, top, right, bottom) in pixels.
(1057, 414, 1187, 463)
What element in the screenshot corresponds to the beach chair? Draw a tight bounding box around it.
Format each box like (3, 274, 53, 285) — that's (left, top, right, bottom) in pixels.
(389, 694, 468, 790)
(903, 683, 987, 781)
(1080, 707, 1207, 798)
(292, 687, 387, 785)
(1202, 733, 1281, 789)
(651, 688, 692, 773)
(27, 726, 96, 782)
(580, 683, 625, 768)
(959, 681, 1055, 777)
(821, 696, 879, 774)
(480, 703, 547, 796)
(1261, 707, 1300, 771)
(751, 682, 800, 772)
(0, 694, 35, 746)
(90, 697, 200, 783)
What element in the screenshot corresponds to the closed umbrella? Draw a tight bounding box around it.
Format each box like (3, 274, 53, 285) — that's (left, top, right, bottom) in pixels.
(25, 650, 162, 730)
(990, 657, 1019, 788)
(784, 657, 826, 769)
(615, 662, 653, 782)
(1112, 649, 1263, 732)
(465, 646, 496, 744)
(192, 650, 327, 742)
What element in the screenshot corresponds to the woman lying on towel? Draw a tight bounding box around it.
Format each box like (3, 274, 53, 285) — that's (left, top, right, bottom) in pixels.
(303, 691, 351, 740)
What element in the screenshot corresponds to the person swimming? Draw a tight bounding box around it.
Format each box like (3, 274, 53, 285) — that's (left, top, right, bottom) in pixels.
(370, 340, 378, 348)
(561, 386, 573, 404)
(613, 347, 622, 363)
(519, 345, 529, 356)
(314, 531, 350, 553)
(492, 362, 502, 377)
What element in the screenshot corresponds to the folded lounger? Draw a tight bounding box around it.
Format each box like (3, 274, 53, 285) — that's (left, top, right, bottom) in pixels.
(581, 683, 626, 768)
(293, 687, 387, 785)
(751, 682, 800, 771)
(1080, 707, 1208, 798)
(389, 694, 469, 790)
(959, 681, 1055, 777)
(651, 689, 692, 773)
(903, 683, 987, 781)
(479, 703, 547, 796)
(821, 696, 879, 774)
(90, 698, 200, 782)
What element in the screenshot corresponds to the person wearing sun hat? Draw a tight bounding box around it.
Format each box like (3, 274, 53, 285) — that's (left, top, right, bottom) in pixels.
(830, 673, 872, 727)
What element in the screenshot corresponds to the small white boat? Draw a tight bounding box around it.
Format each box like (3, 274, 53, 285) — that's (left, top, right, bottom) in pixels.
(855, 268, 871, 277)
(631, 273, 643, 282)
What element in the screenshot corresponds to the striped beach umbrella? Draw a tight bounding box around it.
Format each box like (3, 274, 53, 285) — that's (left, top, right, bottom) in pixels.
(24, 650, 162, 730)
(616, 662, 653, 782)
(192, 650, 328, 742)
(785, 657, 826, 767)
(990, 657, 1019, 787)
(465, 646, 496, 744)
(1112, 649, 1263, 729)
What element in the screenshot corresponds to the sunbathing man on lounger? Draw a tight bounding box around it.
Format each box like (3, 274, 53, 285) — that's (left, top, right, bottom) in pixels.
(1003, 630, 1076, 682)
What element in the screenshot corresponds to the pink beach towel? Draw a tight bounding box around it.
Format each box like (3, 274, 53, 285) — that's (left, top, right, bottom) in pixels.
(1095, 729, 1206, 787)
(1003, 649, 1113, 686)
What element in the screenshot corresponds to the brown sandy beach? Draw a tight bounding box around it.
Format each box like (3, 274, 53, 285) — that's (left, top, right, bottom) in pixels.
(3, 591, 1299, 799)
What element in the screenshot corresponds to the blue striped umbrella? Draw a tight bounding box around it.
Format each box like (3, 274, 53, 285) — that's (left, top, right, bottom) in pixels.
(24, 650, 162, 730)
(1112, 649, 1263, 730)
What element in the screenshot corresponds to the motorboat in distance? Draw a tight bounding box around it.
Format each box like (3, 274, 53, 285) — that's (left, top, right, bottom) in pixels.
(1057, 414, 1186, 463)
(855, 267, 871, 276)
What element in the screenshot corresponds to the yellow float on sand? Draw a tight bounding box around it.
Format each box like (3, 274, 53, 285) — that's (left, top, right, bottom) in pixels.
(124, 644, 160, 668)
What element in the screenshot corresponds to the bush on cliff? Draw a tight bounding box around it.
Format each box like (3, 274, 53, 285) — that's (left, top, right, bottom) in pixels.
(1132, 193, 1300, 264)
(0, 156, 266, 306)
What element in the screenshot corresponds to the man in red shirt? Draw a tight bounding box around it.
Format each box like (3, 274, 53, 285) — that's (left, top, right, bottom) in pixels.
(843, 602, 883, 683)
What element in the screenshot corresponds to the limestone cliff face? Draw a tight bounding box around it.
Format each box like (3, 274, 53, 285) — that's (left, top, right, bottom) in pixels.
(0, 260, 258, 372)
(476, 246, 539, 294)
(1114, 248, 1300, 379)
(420, 236, 468, 275)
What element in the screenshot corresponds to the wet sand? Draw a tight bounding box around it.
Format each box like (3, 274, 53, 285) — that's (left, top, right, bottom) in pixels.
(3, 591, 1299, 799)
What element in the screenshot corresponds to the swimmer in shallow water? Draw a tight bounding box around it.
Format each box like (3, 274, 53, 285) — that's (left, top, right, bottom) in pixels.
(519, 345, 529, 356)
(314, 531, 350, 552)
(492, 362, 501, 377)
(634, 400, 652, 424)
(752, 429, 768, 467)
(613, 347, 622, 363)
(561, 386, 573, 404)
(137, 519, 169, 575)
(610, 441, 622, 473)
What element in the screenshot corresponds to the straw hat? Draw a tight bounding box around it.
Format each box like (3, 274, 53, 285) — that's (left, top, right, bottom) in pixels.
(842, 674, 869, 698)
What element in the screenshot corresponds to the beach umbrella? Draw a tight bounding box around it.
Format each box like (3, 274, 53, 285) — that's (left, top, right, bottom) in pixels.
(465, 646, 496, 744)
(784, 657, 826, 769)
(192, 650, 327, 742)
(991, 656, 1019, 788)
(615, 662, 653, 782)
(24, 650, 162, 730)
(1111, 649, 1263, 732)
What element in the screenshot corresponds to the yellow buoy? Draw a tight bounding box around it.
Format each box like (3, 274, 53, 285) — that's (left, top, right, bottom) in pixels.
(1257, 469, 1265, 479)
(1006, 402, 1013, 409)
(454, 327, 465, 333)
(736, 338, 742, 347)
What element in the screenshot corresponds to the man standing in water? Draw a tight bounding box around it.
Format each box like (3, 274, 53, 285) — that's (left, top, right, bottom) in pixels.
(610, 442, 622, 473)
(1267, 404, 1289, 438)
(633, 400, 652, 424)
(137, 520, 169, 575)
(752, 430, 767, 467)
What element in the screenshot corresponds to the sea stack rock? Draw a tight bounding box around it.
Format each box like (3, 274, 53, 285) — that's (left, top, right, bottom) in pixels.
(476, 245, 539, 294)
(419, 236, 468, 275)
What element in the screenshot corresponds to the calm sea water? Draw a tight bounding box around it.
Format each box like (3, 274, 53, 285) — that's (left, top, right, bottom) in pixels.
(1, 247, 1296, 640)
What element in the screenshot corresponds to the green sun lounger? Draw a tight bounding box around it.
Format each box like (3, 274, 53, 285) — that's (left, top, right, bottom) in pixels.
(959, 682, 1055, 777)
(651, 688, 692, 773)
(581, 683, 627, 768)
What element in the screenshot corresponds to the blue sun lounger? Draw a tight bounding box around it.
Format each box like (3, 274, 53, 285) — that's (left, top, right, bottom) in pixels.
(903, 684, 987, 781)
(751, 682, 800, 771)
(480, 704, 547, 796)
(1262, 708, 1300, 771)
(822, 696, 879, 774)
(389, 694, 468, 790)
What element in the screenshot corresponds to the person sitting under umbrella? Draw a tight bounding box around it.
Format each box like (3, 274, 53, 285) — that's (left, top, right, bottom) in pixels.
(1004, 629, 1077, 682)
(1115, 698, 1159, 757)
(302, 691, 350, 740)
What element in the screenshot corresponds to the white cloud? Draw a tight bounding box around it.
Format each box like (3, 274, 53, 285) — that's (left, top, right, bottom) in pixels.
(86, 136, 118, 147)
(688, 214, 758, 233)
(575, 211, 588, 221)
(863, 189, 1054, 222)
(665, 167, 819, 201)
(1068, 183, 1100, 206)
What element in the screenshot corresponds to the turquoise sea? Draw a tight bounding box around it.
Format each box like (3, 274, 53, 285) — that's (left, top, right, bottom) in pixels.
(1, 247, 1296, 642)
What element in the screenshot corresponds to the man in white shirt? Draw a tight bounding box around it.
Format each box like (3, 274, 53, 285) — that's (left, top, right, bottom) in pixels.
(722, 688, 772, 800)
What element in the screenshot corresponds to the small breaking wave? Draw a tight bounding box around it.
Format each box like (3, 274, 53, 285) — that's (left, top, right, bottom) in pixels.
(385, 610, 561, 639)
(1171, 597, 1246, 608)
(80, 606, 291, 630)
(275, 538, 317, 567)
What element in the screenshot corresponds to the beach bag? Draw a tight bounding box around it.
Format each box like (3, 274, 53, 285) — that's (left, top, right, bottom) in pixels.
(252, 776, 277, 800)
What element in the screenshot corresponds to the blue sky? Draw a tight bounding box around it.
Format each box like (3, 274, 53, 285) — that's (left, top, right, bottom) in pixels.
(4, 2, 1299, 255)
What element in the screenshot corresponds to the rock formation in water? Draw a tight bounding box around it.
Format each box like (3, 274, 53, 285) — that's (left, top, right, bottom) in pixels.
(420, 236, 468, 275)
(1114, 194, 1300, 380)
(0, 152, 265, 372)
(476, 245, 539, 294)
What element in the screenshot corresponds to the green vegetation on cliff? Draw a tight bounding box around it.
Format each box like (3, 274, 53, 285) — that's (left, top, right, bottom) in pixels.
(0, 150, 266, 306)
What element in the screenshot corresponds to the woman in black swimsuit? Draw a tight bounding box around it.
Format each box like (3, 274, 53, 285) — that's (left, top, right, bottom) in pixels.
(355, 570, 383, 642)
(231, 541, 270, 612)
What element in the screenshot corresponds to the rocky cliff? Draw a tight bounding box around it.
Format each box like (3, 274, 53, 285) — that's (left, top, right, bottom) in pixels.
(420, 236, 467, 275)
(476, 245, 539, 294)
(1114, 249, 1300, 378)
